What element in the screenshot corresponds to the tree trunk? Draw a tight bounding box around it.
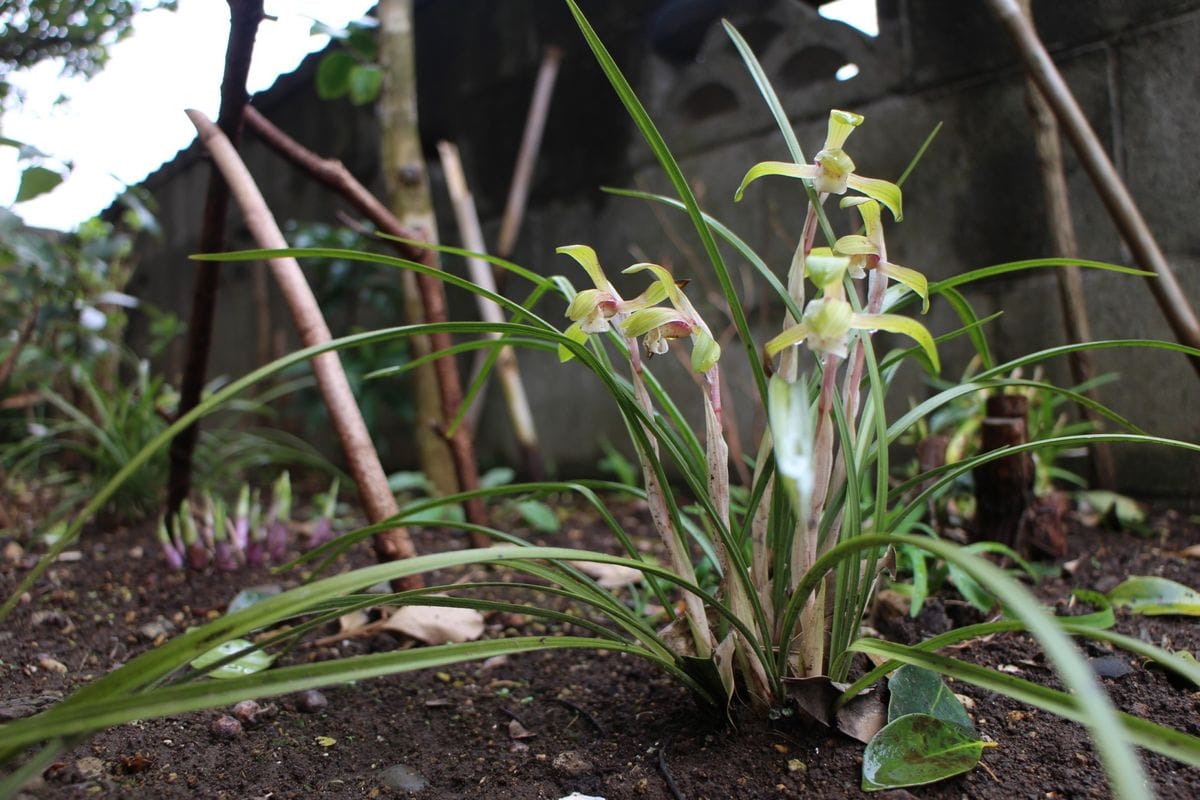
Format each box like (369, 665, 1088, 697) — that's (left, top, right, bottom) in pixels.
(377, 0, 459, 496)
(166, 0, 263, 516)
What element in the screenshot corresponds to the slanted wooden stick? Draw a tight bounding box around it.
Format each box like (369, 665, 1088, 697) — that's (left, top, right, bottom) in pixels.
(240, 106, 489, 545)
(186, 109, 424, 588)
(438, 140, 544, 478)
(989, 0, 1200, 378)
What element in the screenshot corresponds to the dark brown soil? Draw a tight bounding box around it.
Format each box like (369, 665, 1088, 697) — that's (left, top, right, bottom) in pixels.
(2, 502, 1199, 799)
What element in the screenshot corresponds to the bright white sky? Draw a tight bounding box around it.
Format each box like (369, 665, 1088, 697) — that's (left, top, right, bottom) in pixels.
(0, 0, 874, 232)
(1, 0, 376, 231)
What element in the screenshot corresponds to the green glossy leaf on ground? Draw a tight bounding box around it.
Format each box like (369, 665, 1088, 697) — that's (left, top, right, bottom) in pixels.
(227, 585, 283, 615)
(887, 665, 974, 733)
(1109, 576, 1200, 616)
(515, 499, 559, 533)
(190, 639, 275, 679)
(1079, 490, 1146, 528)
(15, 166, 64, 202)
(862, 713, 989, 791)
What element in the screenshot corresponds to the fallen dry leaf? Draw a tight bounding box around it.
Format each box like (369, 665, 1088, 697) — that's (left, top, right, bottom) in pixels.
(383, 600, 484, 644)
(568, 560, 644, 589)
(508, 718, 537, 739)
(337, 610, 370, 635)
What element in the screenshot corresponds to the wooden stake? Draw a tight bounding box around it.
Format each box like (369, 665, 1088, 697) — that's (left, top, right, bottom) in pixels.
(1017, 0, 1115, 489)
(438, 140, 544, 479)
(186, 109, 424, 589)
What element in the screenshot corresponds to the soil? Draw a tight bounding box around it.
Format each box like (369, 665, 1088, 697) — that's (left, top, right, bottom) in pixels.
(1, 500, 1199, 800)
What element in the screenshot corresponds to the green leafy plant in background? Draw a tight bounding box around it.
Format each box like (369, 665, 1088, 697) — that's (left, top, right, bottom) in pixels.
(3, 4, 1200, 798)
(312, 16, 382, 106)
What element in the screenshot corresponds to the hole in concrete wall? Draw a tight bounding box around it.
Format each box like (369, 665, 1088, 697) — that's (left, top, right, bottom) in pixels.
(818, 0, 879, 37)
(680, 81, 739, 121)
(778, 46, 847, 89)
(835, 62, 860, 80)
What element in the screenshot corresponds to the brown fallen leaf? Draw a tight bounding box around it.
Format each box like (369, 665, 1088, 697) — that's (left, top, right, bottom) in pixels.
(568, 560, 644, 589)
(383, 600, 484, 644)
(338, 610, 371, 635)
(508, 718, 537, 739)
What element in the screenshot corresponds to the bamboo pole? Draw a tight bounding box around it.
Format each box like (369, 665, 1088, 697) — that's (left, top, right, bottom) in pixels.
(186, 109, 424, 589)
(437, 140, 544, 479)
(378, 0, 460, 496)
(496, 46, 563, 259)
(167, 0, 263, 515)
(1017, 0, 1115, 489)
(988, 0, 1200, 378)
(239, 106, 489, 544)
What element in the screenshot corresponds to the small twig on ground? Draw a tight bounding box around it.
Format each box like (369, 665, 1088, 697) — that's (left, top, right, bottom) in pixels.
(554, 697, 605, 736)
(659, 734, 687, 800)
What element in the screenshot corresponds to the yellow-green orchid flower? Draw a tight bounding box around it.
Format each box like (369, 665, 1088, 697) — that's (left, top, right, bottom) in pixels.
(733, 110, 903, 221)
(834, 197, 929, 312)
(765, 250, 939, 370)
(556, 245, 671, 361)
(620, 263, 721, 373)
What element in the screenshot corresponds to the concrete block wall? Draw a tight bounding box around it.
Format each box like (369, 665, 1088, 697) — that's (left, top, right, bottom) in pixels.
(129, 0, 1200, 503)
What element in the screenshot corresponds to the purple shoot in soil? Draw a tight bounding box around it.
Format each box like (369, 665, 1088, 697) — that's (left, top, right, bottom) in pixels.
(307, 477, 339, 549)
(212, 498, 237, 572)
(266, 471, 291, 563)
(179, 499, 209, 571)
(157, 515, 184, 571)
(245, 489, 267, 568)
(231, 483, 250, 552)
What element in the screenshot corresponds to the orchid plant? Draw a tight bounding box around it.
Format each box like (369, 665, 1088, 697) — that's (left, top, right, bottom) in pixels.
(2, 3, 1199, 798)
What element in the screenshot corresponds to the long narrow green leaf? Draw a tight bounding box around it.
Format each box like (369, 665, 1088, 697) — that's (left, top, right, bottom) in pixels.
(565, 0, 768, 406)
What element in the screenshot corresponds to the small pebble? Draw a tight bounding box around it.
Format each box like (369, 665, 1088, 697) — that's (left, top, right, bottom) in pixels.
(552, 750, 594, 778)
(74, 756, 104, 779)
(296, 689, 328, 713)
(232, 699, 277, 726)
(37, 655, 68, 675)
(379, 763, 428, 794)
(209, 715, 243, 740)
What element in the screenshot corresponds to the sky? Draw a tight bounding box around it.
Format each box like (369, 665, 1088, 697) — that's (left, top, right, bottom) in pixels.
(1, 0, 874, 232)
(1, 0, 376, 230)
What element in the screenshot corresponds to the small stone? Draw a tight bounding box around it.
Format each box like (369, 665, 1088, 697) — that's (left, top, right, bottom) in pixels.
(380, 763, 428, 794)
(552, 750, 594, 778)
(37, 655, 68, 674)
(1090, 655, 1133, 679)
(138, 618, 175, 642)
(232, 699, 277, 726)
(3, 541, 24, 562)
(787, 758, 806, 772)
(435, 672, 451, 683)
(296, 690, 328, 713)
(210, 715, 243, 740)
(75, 757, 104, 779)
